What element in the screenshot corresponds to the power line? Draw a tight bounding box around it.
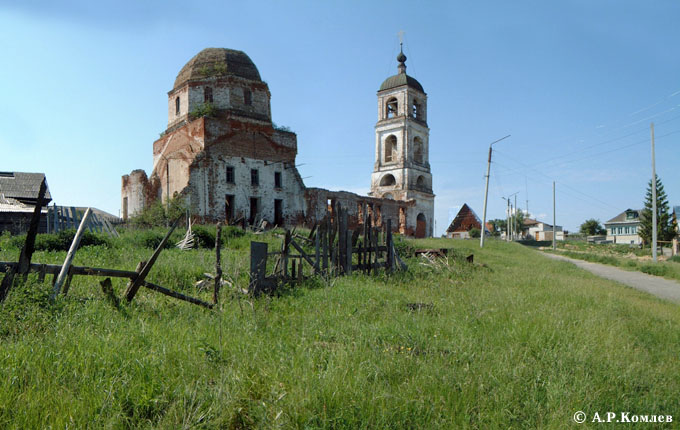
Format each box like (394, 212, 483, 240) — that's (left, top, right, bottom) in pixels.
(498, 115, 680, 176)
(492, 159, 619, 212)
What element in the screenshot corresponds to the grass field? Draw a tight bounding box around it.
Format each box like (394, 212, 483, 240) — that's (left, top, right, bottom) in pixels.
(1, 230, 679, 429)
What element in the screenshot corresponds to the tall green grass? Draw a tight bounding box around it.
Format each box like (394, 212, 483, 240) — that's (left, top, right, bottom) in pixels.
(0, 233, 679, 428)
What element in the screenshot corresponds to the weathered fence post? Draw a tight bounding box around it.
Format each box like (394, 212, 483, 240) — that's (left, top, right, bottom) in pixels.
(38, 264, 47, 282)
(52, 207, 93, 298)
(338, 205, 346, 274)
(69, 207, 78, 230)
(315, 226, 320, 269)
(373, 227, 379, 275)
(346, 229, 353, 275)
(214, 222, 222, 305)
(322, 218, 329, 273)
(366, 224, 372, 275)
(249, 241, 268, 295)
(386, 219, 394, 272)
(100, 278, 120, 308)
(283, 229, 291, 278)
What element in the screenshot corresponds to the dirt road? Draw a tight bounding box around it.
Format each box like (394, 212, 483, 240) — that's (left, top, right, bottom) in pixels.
(543, 253, 680, 304)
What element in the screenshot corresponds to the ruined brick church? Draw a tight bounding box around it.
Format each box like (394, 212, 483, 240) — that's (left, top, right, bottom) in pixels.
(121, 47, 434, 237)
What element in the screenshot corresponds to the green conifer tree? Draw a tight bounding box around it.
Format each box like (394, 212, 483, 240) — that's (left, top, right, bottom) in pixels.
(639, 175, 673, 244)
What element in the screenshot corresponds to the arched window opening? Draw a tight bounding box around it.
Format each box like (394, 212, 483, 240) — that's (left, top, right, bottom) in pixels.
(175, 96, 180, 115)
(386, 97, 398, 119)
(204, 86, 213, 103)
(416, 213, 426, 238)
(414, 137, 423, 164)
(416, 175, 425, 187)
(380, 174, 396, 187)
(244, 88, 252, 105)
(384, 135, 397, 163)
(412, 100, 420, 118)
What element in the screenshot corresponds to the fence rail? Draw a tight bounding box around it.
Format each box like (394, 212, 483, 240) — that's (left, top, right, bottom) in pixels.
(249, 203, 406, 295)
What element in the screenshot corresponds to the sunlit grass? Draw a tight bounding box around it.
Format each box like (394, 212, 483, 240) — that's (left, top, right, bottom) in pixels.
(0, 233, 679, 428)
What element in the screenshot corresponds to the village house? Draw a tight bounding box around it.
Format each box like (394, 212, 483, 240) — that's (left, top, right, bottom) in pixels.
(522, 218, 564, 241)
(445, 204, 487, 239)
(604, 209, 642, 245)
(122, 47, 435, 237)
(0, 172, 52, 235)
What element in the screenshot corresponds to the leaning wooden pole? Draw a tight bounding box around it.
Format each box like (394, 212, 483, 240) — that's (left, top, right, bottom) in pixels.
(0, 180, 47, 302)
(213, 222, 222, 305)
(18, 178, 48, 278)
(124, 215, 182, 302)
(52, 208, 92, 298)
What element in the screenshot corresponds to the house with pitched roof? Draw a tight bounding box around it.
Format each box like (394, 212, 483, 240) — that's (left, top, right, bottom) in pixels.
(605, 209, 643, 245)
(446, 203, 488, 239)
(0, 172, 52, 234)
(522, 218, 563, 241)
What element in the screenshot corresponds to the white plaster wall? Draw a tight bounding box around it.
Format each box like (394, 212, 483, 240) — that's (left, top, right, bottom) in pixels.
(187, 84, 231, 111)
(187, 156, 306, 224)
(407, 195, 434, 237)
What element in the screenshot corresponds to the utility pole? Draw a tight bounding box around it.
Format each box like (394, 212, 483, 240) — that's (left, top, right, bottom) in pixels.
(480, 134, 510, 248)
(510, 202, 514, 240)
(552, 181, 556, 251)
(506, 192, 518, 242)
(514, 194, 518, 240)
(651, 123, 657, 263)
(502, 197, 509, 242)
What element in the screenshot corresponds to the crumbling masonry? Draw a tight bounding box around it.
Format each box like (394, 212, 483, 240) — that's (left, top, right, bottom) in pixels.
(122, 47, 434, 237)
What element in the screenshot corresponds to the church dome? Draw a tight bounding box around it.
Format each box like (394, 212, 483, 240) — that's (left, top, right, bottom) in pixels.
(173, 48, 262, 90)
(379, 74, 424, 93)
(379, 46, 424, 93)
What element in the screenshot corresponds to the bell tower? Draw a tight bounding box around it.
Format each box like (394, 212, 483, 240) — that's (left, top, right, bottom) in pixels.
(369, 45, 434, 237)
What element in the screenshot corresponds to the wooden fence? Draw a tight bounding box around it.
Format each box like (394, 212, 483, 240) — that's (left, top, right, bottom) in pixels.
(47, 205, 119, 237)
(249, 204, 406, 295)
(0, 184, 212, 309)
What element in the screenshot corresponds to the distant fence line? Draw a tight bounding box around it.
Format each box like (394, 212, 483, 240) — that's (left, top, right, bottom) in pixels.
(47, 205, 119, 237)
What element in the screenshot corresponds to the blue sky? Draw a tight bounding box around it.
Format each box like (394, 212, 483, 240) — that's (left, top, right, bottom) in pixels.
(1, 1, 679, 235)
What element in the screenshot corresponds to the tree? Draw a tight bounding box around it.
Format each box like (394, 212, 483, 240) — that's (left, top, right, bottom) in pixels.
(639, 175, 674, 245)
(488, 219, 506, 237)
(580, 219, 606, 236)
(469, 227, 481, 238)
(511, 209, 526, 239)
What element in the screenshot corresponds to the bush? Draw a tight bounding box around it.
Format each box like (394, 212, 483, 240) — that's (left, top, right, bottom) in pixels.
(640, 264, 669, 277)
(7, 230, 110, 252)
(469, 228, 481, 238)
(192, 224, 245, 249)
(192, 225, 216, 249)
(393, 235, 416, 258)
(137, 230, 172, 249)
(189, 102, 216, 120)
(129, 197, 187, 228)
(669, 255, 680, 264)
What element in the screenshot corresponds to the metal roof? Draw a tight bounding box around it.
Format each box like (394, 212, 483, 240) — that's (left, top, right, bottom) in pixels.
(605, 209, 643, 224)
(379, 73, 424, 93)
(0, 172, 52, 203)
